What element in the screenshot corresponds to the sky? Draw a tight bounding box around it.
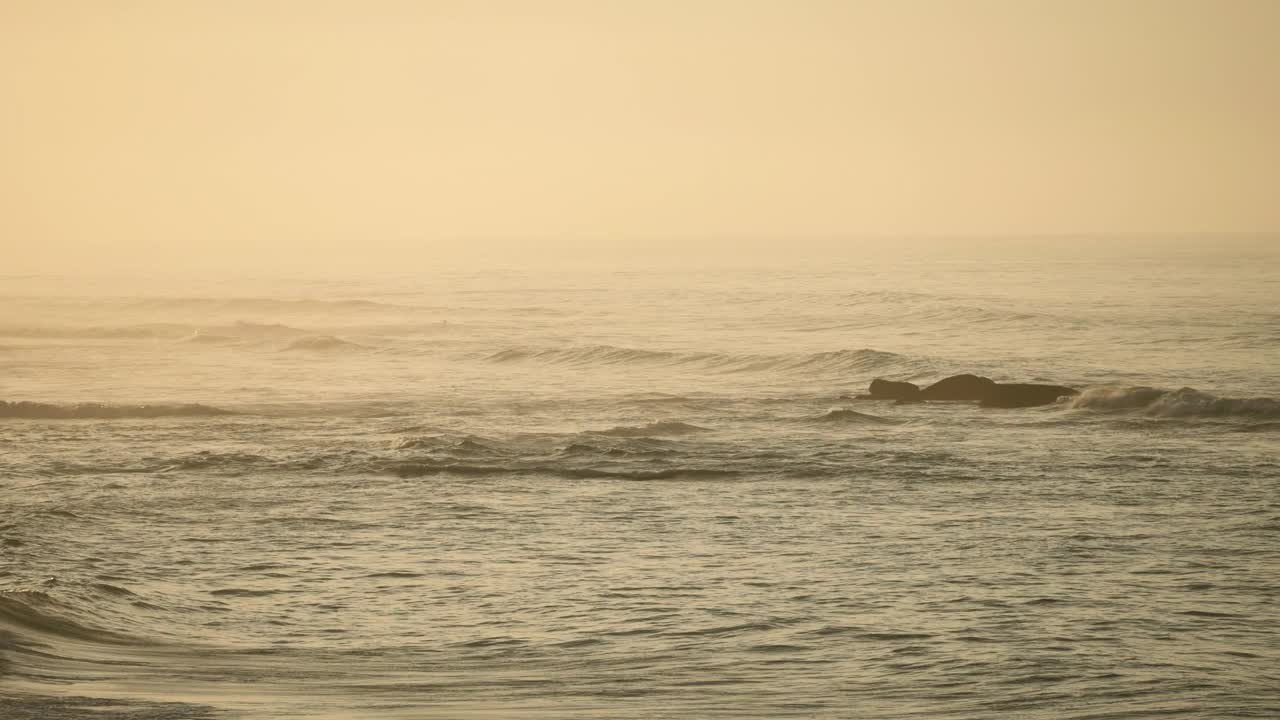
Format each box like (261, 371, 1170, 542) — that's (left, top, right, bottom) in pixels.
(2, 0, 1278, 271)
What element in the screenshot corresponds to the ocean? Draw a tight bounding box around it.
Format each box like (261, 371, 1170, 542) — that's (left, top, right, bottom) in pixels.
(2, 244, 1278, 718)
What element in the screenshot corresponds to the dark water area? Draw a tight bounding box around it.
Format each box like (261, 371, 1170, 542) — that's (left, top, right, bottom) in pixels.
(2, 253, 1278, 718)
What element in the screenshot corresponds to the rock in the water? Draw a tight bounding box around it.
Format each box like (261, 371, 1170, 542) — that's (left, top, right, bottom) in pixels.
(919, 374, 996, 401)
(867, 379, 921, 401)
(981, 383, 1079, 408)
(864, 374, 1078, 408)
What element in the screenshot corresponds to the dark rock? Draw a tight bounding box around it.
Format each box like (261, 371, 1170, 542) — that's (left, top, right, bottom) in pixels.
(980, 383, 1079, 408)
(867, 379, 921, 401)
(919, 374, 996, 401)
(863, 374, 1078, 409)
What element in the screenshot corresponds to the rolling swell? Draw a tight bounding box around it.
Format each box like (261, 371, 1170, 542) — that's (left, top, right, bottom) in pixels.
(1068, 386, 1280, 419)
(125, 297, 411, 314)
(387, 462, 738, 481)
(0, 323, 189, 339)
(0, 589, 143, 646)
(385, 427, 734, 480)
(0, 321, 310, 341)
(42, 449, 375, 476)
(488, 344, 923, 375)
(0, 401, 235, 420)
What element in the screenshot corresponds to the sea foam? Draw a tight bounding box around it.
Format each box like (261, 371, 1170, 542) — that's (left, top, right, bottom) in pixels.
(1068, 386, 1280, 419)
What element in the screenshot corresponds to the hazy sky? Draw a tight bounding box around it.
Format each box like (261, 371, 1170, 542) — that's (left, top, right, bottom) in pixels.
(3, 1, 1278, 270)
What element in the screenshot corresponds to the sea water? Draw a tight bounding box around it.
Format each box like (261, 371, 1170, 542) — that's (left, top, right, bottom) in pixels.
(2, 244, 1278, 718)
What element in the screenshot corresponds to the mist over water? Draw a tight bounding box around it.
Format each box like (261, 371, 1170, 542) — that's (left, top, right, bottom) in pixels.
(2, 247, 1279, 718)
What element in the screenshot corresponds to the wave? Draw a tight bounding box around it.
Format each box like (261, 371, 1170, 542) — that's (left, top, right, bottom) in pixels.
(488, 345, 689, 365)
(160, 451, 274, 471)
(591, 421, 709, 437)
(0, 323, 191, 339)
(392, 432, 679, 459)
(810, 408, 899, 424)
(388, 462, 738, 481)
(0, 401, 235, 420)
(555, 440, 676, 458)
(487, 344, 921, 375)
(216, 321, 308, 338)
(178, 322, 311, 345)
(180, 331, 240, 344)
(895, 303, 1053, 327)
(1068, 386, 1280, 419)
(829, 292, 1082, 327)
(125, 297, 411, 314)
(0, 589, 142, 646)
(838, 289, 937, 305)
(393, 435, 502, 453)
(0, 321, 314, 342)
(45, 449, 375, 477)
(281, 335, 365, 352)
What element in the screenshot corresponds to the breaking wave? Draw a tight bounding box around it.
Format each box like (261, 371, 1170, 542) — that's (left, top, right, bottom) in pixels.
(1068, 386, 1280, 419)
(0, 401, 235, 419)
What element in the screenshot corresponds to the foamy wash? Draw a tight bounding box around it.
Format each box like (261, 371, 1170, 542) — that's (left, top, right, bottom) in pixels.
(2, 252, 1278, 719)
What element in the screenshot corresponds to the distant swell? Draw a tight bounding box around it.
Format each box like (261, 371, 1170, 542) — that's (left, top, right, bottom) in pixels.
(0, 400, 235, 419)
(488, 345, 920, 375)
(126, 297, 409, 314)
(0, 324, 184, 339)
(1068, 386, 1280, 419)
(388, 462, 738, 481)
(1, 321, 310, 341)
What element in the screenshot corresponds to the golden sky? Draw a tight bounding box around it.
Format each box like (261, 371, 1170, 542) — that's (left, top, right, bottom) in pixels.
(3, 1, 1278, 270)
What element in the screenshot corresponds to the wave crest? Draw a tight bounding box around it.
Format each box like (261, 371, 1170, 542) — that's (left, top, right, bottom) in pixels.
(0, 589, 141, 645)
(592, 421, 709, 437)
(810, 409, 899, 424)
(1068, 386, 1280, 419)
(487, 344, 919, 375)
